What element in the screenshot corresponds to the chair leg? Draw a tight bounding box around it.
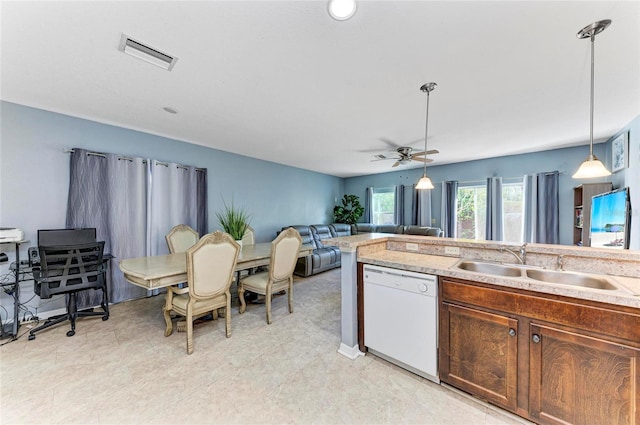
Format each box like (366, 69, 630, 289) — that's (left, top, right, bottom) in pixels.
(163, 306, 173, 337)
(225, 295, 232, 338)
(67, 293, 77, 337)
(288, 279, 294, 314)
(238, 283, 247, 314)
(186, 310, 194, 355)
(265, 287, 272, 325)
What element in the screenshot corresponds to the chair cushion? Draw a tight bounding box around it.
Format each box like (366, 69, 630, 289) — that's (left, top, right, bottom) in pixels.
(172, 292, 227, 315)
(310, 224, 333, 248)
(240, 272, 290, 294)
(284, 226, 316, 249)
(404, 225, 443, 237)
(376, 224, 404, 234)
(329, 223, 351, 237)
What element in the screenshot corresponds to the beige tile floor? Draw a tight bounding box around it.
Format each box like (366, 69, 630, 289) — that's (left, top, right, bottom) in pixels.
(1, 269, 530, 425)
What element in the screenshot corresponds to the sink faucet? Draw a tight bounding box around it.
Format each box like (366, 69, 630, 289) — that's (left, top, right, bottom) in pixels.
(501, 244, 527, 265)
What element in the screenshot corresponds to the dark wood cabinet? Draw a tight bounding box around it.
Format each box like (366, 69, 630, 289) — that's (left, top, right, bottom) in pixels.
(529, 323, 639, 425)
(440, 302, 518, 411)
(439, 276, 640, 425)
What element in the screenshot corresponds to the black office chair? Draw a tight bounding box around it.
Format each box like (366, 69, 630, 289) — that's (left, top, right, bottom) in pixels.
(29, 241, 109, 340)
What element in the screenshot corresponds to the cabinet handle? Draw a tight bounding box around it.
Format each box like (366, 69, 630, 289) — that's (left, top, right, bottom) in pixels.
(508, 328, 516, 337)
(532, 334, 541, 344)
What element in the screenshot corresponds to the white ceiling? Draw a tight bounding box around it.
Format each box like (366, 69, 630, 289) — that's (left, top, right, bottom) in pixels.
(2, 1, 639, 178)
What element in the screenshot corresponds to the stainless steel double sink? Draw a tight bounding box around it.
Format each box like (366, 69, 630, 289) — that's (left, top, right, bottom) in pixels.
(454, 259, 621, 291)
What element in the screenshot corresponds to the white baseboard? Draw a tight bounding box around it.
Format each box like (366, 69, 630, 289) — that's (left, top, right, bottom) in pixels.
(337, 342, 365, 360)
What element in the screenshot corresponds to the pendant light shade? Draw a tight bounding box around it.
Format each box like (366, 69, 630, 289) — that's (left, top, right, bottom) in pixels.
(416, 82, 437, 190)
(572, 19, 612, 179)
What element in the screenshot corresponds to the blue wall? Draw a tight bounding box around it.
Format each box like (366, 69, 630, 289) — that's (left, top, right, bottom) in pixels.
(344, 129, 640, 247)
(0, 101, 343, 319)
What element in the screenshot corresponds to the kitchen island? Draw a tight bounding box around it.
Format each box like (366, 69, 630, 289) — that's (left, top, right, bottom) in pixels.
(326, 234, 640, 425)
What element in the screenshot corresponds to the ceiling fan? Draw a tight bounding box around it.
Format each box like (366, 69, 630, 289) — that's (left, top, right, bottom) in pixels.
(372, 145, 439, 168)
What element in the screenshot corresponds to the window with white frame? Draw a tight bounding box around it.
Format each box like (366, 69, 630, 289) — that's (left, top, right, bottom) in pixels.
(456, 182, 524, 242)
(372, 187, 395, 225)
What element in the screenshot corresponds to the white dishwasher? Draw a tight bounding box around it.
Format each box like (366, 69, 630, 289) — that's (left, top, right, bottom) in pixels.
(363, 264, 439, 383)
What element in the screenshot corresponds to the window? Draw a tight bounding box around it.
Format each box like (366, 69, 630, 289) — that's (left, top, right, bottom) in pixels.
(457, 186, 486, 240)
(502, 183, 524, 243)
(372, 187, 395, 225)
(456, 182, 524, 242)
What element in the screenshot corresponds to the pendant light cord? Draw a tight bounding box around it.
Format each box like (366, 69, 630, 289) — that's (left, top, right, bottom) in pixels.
(589, 34, 595, 157)
(423, 90, 430, 176)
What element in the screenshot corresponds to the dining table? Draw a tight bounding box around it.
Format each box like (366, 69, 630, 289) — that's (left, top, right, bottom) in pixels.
(119, 242, 313, 290)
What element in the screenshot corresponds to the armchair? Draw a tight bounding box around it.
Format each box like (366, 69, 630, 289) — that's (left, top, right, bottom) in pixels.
(163, 231, 240, 354)
(29, 241, 108, 340)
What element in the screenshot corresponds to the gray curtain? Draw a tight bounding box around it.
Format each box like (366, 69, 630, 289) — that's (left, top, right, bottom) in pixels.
(394, 185, 405, 225)
(441, 181, 458, 238)
(412, 185, 432, 226)
(523, 171, 559, 244)
(66, 149, 149, 307)
(485, 177, 504, 241)
(364, 187, 373, 223)
(67, 149, 208, 308)
(149, 161, 206, 256)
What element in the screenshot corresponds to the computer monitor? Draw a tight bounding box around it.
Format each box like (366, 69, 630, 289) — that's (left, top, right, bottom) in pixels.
(37, 228, 97, 247)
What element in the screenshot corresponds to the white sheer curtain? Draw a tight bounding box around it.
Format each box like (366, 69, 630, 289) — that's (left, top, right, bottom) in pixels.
(485, 177, 504, 241)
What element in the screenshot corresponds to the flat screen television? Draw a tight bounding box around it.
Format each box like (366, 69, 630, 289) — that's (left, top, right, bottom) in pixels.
(590, 188, 631, 249)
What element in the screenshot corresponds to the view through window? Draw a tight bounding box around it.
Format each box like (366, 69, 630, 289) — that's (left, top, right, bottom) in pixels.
(372, 187, 395, 225)
(456, 182, 524, 242)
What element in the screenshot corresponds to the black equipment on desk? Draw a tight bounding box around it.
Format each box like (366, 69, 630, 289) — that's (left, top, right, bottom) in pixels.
(29, 241, 109, 340)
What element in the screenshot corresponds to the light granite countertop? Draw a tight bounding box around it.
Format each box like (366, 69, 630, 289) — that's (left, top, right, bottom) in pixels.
(327, 234, 640, 309)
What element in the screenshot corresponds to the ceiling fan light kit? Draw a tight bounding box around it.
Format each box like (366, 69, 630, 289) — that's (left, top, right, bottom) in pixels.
(572, 19, 612, 179)
(416, 82, 437, 190)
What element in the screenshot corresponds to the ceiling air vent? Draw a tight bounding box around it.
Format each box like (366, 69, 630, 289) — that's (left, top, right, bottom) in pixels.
(118, 34, 178, 71)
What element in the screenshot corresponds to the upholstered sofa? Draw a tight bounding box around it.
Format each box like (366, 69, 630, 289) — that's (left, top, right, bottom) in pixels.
(282, 224, 351, 277)
(350, 223, 444, 237)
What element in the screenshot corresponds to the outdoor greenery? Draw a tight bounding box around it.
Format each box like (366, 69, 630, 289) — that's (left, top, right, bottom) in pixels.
(216, 198, 252, 240)
(333, 194, 364, 225)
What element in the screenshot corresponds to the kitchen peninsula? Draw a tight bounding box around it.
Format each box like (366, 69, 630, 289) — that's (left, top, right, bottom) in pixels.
(326, 233, 640, 425)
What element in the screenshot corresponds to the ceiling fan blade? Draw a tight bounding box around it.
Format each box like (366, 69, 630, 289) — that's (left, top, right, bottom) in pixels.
(412, 157, 434, 163)
(379, 138, 402, 150)
(411, 149, 440, 157)
(392, 161, 400, 168)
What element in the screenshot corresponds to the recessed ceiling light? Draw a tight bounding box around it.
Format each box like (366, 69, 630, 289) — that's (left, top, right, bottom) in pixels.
(163, 107, 178, 114)
(119, 34, 178, 71)
(328, 0, 357, 21)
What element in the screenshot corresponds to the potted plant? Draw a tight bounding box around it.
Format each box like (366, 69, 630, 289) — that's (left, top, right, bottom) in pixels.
(216, 198, 252, 246)
(333, 194, 364, 225)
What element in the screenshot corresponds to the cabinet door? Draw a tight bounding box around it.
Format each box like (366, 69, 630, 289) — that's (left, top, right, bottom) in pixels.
(529, 323, 639, 425)
(440, 302, 518, 411)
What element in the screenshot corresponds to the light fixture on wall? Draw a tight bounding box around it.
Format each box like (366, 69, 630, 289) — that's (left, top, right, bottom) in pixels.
(328, 0, 357, 21)
(572, 20, 612, 179)
(416, 82, 437, 190)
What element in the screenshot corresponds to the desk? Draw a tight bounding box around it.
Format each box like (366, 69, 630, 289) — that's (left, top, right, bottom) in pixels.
(119, 243, 313, 290)
(0, 240, 29, 340)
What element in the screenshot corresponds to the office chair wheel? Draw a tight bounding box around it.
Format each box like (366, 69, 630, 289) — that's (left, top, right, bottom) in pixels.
(102, 316, 109, 321)
(28, 334, 36, 341)
(66, 330, 75, 337)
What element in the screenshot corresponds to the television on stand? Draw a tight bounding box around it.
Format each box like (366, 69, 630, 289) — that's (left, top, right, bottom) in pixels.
(589, 188, 631, 249)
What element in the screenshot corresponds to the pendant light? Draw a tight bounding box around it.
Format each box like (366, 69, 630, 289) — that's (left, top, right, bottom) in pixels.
(328, 0, 357, 21)
(416, 82, 437, 190)
(572, 20, 612, 179)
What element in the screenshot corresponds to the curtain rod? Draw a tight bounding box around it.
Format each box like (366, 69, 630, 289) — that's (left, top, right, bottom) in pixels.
(63, 148, 205, 172)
